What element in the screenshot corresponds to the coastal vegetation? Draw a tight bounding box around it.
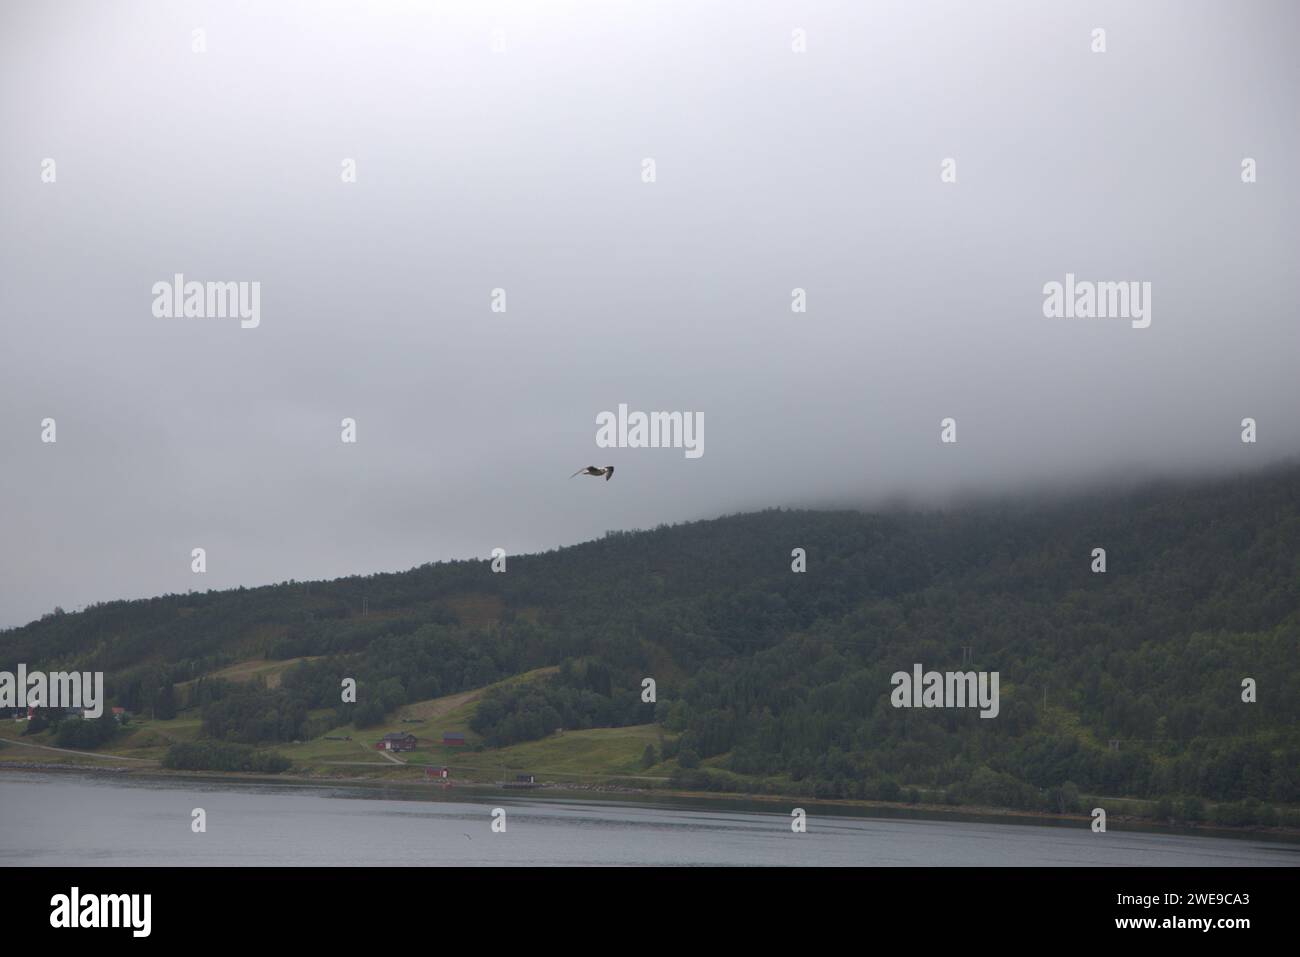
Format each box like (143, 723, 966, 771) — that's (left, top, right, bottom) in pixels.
(3, 465, 1298, 827)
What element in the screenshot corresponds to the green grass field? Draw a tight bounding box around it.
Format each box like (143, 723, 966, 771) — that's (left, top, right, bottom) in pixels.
(175, 656, 321, 692)
(0, 665, 680, 787)
(441, 724, 673, 781)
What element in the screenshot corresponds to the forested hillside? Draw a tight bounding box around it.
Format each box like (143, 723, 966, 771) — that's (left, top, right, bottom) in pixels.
(4, 464, 1298, 821)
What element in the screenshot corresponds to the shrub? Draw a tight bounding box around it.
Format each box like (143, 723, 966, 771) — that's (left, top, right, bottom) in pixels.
(162, 741, 291, 773)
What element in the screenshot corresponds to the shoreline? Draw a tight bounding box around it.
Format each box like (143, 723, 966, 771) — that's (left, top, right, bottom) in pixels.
(4, 760, 1298, 845)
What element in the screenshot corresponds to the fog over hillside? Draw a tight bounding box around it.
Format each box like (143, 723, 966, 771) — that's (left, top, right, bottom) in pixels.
(2, 0, 1298, 627)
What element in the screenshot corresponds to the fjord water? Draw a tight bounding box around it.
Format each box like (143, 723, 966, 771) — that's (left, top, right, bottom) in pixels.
(1, 772, 1294, 866)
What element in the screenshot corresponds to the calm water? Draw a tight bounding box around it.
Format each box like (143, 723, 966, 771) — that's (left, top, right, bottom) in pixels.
(1, 772, 1295, 866)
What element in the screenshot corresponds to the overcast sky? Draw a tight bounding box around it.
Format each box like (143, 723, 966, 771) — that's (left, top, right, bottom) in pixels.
(2, 0, 1297, 629)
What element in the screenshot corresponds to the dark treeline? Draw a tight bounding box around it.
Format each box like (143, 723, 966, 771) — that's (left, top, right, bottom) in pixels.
(470, 659, 654, 746)
(161, 741, 290, 773)
(3, 464, 1298, 818)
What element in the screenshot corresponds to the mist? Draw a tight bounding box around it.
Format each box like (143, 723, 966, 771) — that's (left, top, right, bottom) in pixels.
(2, 0, 1297, 627)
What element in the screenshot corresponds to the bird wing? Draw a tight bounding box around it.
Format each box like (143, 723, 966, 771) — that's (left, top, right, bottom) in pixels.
(570, 469, 586, 478)
(605, 467, 614, 481)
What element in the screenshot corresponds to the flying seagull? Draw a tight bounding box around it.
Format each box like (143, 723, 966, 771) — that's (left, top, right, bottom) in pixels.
(570, 466, 615, 481)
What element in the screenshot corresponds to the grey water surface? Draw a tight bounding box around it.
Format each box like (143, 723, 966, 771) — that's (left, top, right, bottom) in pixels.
(1, 772, 1295, 866)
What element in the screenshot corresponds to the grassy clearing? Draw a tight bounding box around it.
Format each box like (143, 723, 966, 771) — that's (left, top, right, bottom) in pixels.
(0, 665, 676, 788)
(176, 656, 321, 692)
(452, 724, 673, 781)
(272, 666, 559, 771)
